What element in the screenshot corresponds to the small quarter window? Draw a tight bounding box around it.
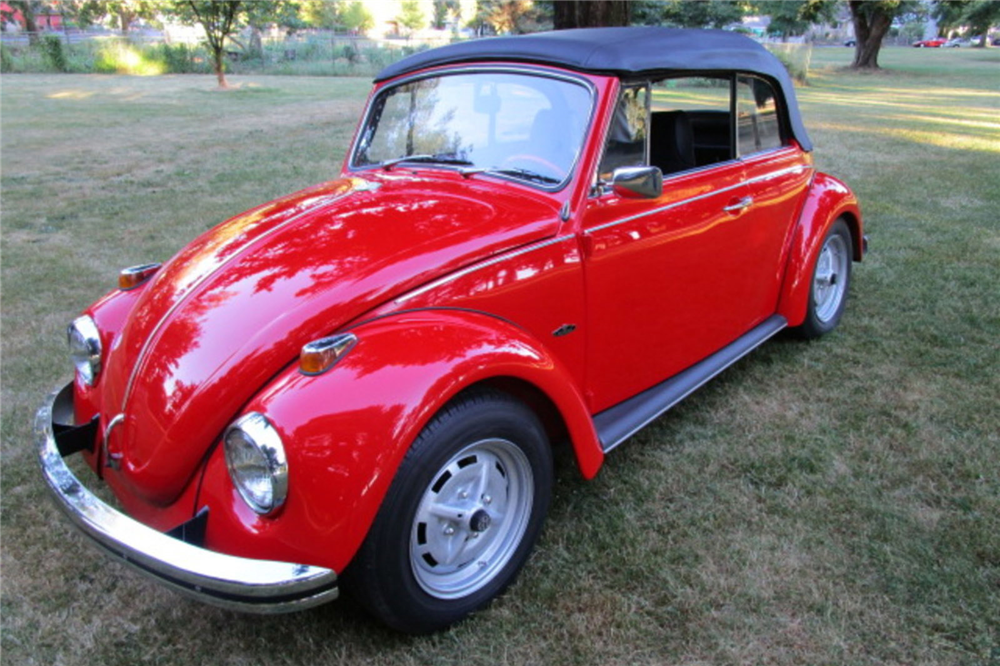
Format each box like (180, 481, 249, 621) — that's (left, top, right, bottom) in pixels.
(597, 85, 649, 181)
(736, 75, 784, 155)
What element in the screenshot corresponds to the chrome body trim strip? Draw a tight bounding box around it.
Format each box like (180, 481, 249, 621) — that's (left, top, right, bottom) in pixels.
(394, 233, 578, 304)
(586, 165, 811, 235)
(121, 189, 358, 411)
(36, 383, 339, 614)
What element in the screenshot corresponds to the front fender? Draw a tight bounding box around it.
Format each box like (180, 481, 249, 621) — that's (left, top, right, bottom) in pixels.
(196, 309, 601, 573)
(777, 172, 863, 327)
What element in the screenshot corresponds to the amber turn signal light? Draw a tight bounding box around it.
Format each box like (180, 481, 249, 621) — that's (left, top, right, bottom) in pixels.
(299, 333, 357, 375)
(118, 263, 162, 290)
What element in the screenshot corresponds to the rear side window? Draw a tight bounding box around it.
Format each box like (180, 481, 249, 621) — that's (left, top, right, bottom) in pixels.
(595, 72, 788, 189)
(736, 75, 784, 155)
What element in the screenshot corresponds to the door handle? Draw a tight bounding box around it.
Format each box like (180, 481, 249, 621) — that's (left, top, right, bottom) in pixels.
(723, 196, 754, 213)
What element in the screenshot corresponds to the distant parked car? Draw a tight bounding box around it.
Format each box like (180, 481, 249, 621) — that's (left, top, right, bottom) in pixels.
(913, 38, 946, 48)
(945, 38, 968, 47)
(844, 39, 856, 47)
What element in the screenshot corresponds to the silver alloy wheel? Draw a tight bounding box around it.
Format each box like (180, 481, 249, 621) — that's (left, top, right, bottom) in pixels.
(410, 438, 533, 600)
(812, 232, 850, 323)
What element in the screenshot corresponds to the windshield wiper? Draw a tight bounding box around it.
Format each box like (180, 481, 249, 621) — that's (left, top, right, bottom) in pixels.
(480, 167, 561, 185)
(378, 154, 474, 171)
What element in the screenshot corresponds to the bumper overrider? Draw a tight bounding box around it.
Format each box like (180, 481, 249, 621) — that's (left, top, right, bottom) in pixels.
(34, 383, 339, 613)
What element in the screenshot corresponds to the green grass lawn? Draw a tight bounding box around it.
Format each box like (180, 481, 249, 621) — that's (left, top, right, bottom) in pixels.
(2, 47, 998, 665)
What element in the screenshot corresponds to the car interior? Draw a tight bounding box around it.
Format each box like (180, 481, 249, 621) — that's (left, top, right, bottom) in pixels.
(599, 74, 785, 185)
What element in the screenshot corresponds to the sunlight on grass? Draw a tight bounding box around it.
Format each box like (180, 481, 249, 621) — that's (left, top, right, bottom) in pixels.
(884, 127, 1000, 153)
(885, 112, 1000, 134)
(95, 39, 166, 76)
(813, 121, 1000, 154)
(47, 90, 96, 100)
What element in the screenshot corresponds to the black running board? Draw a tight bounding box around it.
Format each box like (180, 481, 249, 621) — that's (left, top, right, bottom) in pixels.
(594, 315, 787, 453)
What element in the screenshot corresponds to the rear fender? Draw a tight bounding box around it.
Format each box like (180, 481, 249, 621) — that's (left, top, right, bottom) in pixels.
(196, 309, 601, 572)
(777, 172, 863, 327)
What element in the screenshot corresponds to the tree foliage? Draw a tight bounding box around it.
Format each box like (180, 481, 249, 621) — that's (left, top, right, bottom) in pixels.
(481, 0, 540, 33)
(340, 1, 374, 34)
(960, 0, 1000, 42)
(77, 0, 159, 35)
(761, 0, 835, 38)
(166, 0, 242, 88)
(658, 0, 749, 29)
(933, 0, 969, 35)
(432, 0, 461, 30)
(299, 0, 339, 29)
(397, 0, 426, 34)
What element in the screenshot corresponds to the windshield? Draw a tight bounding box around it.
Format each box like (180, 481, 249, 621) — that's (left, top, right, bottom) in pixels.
(352, 71, 593, 187)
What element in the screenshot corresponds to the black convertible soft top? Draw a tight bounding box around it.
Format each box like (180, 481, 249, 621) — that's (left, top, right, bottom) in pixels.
(375, 27, 812, 151)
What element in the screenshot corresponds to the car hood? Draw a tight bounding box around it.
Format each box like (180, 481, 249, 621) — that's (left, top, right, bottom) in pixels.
(101, 174, 562, 505)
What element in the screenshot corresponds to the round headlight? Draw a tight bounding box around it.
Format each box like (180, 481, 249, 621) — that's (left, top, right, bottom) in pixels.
(224, 412, 288, 515)
(67, 315, 102, 386)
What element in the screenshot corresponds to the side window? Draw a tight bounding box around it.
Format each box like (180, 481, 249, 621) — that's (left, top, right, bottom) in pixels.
(736, 75, 784, 155)
(597, 85, 649, 181)
(648, 76, 733, 176)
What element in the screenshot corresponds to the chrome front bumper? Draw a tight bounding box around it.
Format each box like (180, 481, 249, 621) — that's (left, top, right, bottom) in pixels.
(35, 383, 339, 613)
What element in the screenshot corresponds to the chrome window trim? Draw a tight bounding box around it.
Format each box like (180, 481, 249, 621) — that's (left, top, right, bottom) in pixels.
(585, 164, 812, 235)
(395, 233, 577, 305)
(348, 65, 598, 193)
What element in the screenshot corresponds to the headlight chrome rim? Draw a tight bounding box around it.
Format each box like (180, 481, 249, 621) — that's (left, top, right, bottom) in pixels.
(224, 412, 289, 516)
(67, 315, 102, 386)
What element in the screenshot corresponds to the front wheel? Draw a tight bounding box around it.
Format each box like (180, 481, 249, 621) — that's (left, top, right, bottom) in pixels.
(344, 389, 552, 633)
(795, 218, 853, 339)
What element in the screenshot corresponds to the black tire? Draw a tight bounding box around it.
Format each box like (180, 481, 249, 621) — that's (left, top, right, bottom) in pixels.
(344, 389, 553, 633)
(795, 218, 853, 339)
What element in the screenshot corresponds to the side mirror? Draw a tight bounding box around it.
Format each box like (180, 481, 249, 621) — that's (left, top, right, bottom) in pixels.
(611, 166, 662, 199)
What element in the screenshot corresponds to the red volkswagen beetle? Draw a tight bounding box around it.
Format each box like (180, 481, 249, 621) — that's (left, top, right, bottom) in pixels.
(36, 28, 864, 633)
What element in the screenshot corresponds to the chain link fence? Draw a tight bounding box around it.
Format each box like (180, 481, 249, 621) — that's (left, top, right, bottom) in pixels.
(0, 28, 455, 76)
(2, 27, 892, 79)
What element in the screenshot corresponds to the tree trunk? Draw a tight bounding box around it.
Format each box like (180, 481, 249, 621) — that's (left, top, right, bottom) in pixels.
(118, 9, 135, 36)
(849, 0, 893, 69)
(11, 0, 40, 45)
(212, 46, 229, 88)
(187, 0, 240, 89)
(553, 0, 630, 30)
(248, 25, 262, 59)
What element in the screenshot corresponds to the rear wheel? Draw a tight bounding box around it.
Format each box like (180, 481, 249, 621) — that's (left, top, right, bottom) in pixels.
(344, 389, 552, 633)
(795, 218, 852, 339)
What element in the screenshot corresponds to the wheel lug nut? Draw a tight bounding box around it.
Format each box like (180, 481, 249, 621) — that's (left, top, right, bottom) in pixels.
(444, 526, 455, 536)
(483, 495, 492, 504)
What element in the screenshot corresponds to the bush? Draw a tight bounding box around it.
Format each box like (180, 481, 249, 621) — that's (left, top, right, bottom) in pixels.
(158, 43, 197, 73)
(41, 34, 68, 72)
(0, 44, 12, 73)
(766, 43, 812, 84)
